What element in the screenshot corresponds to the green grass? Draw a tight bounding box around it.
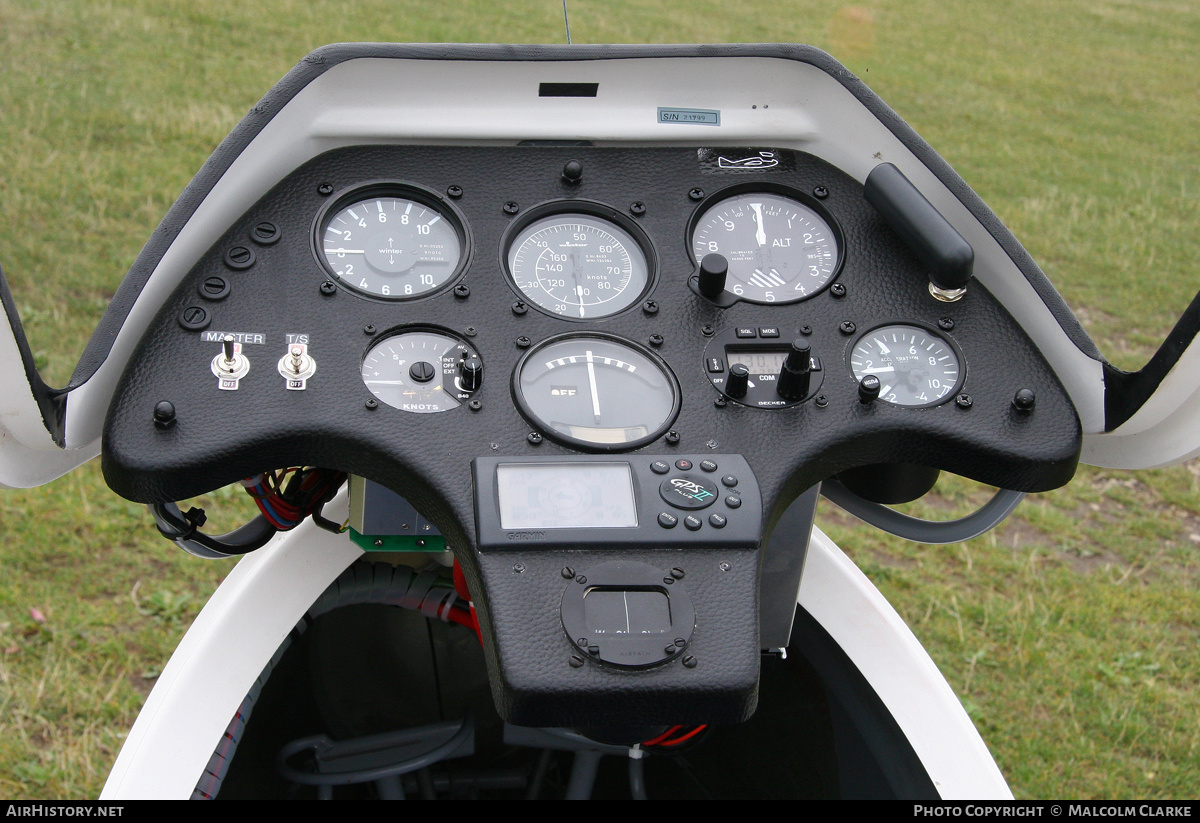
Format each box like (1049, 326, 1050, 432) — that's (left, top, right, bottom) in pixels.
(1, 0, 1198, 800)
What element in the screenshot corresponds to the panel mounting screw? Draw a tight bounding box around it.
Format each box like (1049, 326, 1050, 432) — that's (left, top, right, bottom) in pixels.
(365, 399, 378, 410)
(446, 184, 463, 199)
(648, 333, 664, 347)
(630, 201, 646, 216)
(813, 185, 829, 199)
(454, 284, 470, 299)
(839, 320, 856, 335)
(576, 575, 587, 584)
(153, 401, 176, 429)
(317, 183, 334, 196)
(320, 281, 337, 295)
(512, 301, 528, 315)
(688, 187, 705, 201)
(527, 432, 543, 444)
(516, 336, 531, 348)
(815, 394, 829, 408)
(363, 324, 376, 335)
(830, 283, 847, 298)
(714, 396, 727, 408)
(1012, 388, 1036, 413)
(800, 325, 813, 335)
(701, 325, 715, 337)
(719, 562, 732, 572)
(561, 567, 575, 579)
(464, 326, 477, 336)
(939, 317, 955, 331)
(682, 656, 698, 668)
(513, 563, 525, 573)
(665, 431, 680, 445)
(643, 300, 659, 315)
(569, 656, 585, 668)
(503, 201, 520, 215)
(671, 568, 685, 579)
(251, 222, 281, 245)
(956, 393, 973, 409)
(468, 399, 482, 411)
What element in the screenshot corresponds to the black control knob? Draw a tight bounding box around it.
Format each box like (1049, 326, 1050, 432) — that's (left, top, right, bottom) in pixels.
(777, 339, 812, 401)
(409, 361, 436, 383)
(459, 357, 483, 391)
(697, 253, 729, 299)
(858, 374, 881, 404)
(561, 159, 583, 185)
(726, 363, 750, 399)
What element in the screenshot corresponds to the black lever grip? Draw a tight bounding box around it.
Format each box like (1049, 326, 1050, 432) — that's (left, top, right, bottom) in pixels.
(864, 162, 974, 292)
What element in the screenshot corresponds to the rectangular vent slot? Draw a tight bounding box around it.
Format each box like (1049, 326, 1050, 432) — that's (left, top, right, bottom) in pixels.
(539, 82, 599, 97)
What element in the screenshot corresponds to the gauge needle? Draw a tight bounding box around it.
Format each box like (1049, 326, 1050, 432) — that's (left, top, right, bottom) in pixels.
(586, 350, 602, 424)
(577, 285, 585, 318)
(751, 203, 767, 247)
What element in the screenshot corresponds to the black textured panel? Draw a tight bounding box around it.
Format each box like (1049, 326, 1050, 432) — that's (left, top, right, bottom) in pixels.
(100, 145, 1082, 725)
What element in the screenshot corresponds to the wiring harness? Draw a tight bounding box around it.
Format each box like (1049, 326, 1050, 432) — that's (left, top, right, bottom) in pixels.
(151, 467, 347, 558)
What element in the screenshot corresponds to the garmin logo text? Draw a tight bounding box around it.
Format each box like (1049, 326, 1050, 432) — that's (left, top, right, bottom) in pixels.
(506, 531, 546, 541)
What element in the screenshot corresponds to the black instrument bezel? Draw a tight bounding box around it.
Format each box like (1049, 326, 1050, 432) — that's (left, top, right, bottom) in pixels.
(685, 182, 846, 306)
(499, 199, 658, 321)
(312, 180, 472, 303)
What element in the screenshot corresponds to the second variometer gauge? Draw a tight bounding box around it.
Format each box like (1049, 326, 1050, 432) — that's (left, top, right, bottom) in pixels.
(505, 203, 654, 320)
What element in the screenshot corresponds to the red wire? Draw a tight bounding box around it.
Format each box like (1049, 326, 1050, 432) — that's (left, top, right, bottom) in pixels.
(660, 725, 707, 747)
(642, 726, 683, 746)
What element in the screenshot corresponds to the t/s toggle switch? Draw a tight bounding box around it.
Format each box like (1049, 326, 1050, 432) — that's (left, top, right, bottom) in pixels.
(278, 343, 316, 390)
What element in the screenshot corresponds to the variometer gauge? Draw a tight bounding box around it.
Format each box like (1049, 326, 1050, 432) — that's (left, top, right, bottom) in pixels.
(317, 184, 468, 300)
(513, 334, 680, 451)
(690, 187, 841, 304)
(849, 324, 964, 407)
(505, 204, 653, 319)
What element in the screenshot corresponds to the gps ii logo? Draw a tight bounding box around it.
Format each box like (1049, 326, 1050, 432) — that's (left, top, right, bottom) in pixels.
(670, 479, 715, 503)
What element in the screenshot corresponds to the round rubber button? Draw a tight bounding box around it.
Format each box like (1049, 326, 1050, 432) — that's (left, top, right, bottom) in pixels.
(700, 460, 718, 472)
(659, 475, 720, 510)
(708, 513, 727, 528)
(684, 515, 702, 531)
(651, 461, 670, 474)
(721, 475, 739, 488)
(675, 459, 693, 471)
(658, 512, 679, 529)
(725, 495, 742, 509)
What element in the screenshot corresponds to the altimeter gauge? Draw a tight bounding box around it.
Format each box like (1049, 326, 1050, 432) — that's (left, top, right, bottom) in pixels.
(690, 188, 841, 304)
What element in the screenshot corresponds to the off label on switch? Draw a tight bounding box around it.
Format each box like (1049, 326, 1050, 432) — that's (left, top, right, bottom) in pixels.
(278, 341, 316, 390)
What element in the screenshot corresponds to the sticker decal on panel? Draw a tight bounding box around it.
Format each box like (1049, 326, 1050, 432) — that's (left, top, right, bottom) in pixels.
(697, 148, 796, 174)
(658, 107, 721, 126)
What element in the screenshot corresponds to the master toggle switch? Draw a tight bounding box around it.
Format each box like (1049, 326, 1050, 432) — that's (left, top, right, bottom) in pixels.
(278, 342, 316, 390)
(211, 334, 250, 391)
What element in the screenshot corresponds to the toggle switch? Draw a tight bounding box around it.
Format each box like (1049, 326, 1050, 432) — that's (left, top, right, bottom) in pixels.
(211, 334, 250, 391)
(278, 342, 316, 390)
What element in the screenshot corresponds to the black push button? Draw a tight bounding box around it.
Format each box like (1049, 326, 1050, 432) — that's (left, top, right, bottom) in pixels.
(651, 461, 670, 474)
(708, 513, 728, 528)
(659, 475, 720, 510)
(735, 327, 757, 338)
(684, 515, 702, 531)
(721, 475, 739, 488)
(725, 495, 742, 509)
(675, 459, 693, 471)
(758, 326, 780, 338)
(658, 512, 679, 529)
(700, 460, 718, 472)
(706, 357, 725, 373)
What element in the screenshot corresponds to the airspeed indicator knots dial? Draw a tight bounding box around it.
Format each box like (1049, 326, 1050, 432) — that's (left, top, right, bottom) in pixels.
(849, 325, 963, 407)
(690, 190, 840, 304)
(506, 210, 652, 319)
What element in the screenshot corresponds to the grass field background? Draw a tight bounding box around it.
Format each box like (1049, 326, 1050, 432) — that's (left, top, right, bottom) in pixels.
(0, 0, 1197, 799)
